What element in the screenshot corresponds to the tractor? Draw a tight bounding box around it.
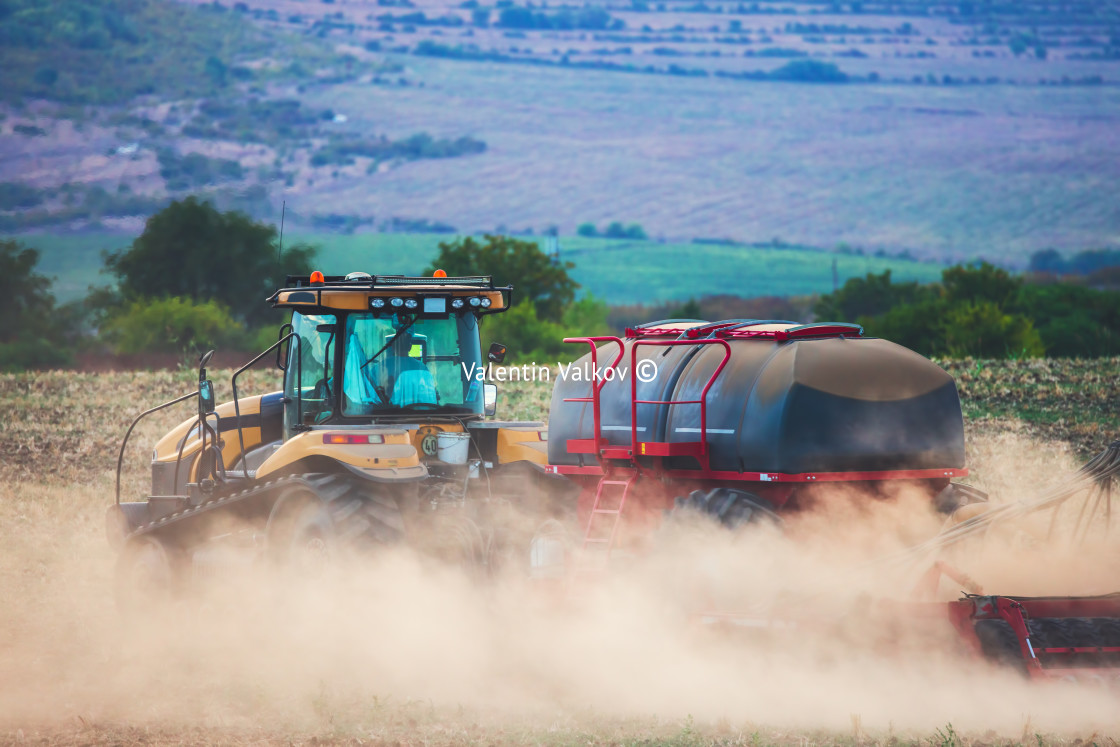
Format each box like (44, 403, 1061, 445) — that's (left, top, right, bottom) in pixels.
(108, 271, 573, 603)
(109, 280, 1120, 682)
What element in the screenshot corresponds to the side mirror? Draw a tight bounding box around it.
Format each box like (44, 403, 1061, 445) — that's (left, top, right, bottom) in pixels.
(199, 379, 215, 418)
(487, 342, 507, 364)
(276, 323, 293, 371)
(483, 383, 497, 417)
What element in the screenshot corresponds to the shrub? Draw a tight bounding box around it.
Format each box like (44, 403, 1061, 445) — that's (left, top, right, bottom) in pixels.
(769, 59, 848, 82)
(941, 301, 1044, 359)
(0, 339, 72, 372)
(100, 296, 249, 354)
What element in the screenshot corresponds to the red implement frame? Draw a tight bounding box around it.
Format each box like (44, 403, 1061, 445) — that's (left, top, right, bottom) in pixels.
(628, 338, 731, 471)
(948, 594, 1120, 680)
(561, 336, 626, 460)
(562, 336, 732, 468)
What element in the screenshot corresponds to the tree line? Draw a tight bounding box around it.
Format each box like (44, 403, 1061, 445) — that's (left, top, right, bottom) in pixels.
(814, 264, 1120, 358)
(2, 197, 1118, 371)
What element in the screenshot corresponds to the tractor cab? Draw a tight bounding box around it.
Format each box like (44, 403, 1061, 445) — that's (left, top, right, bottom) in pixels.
(270, 272, 510, 438)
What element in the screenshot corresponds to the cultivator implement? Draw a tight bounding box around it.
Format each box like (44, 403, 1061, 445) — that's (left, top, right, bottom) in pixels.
(951, 593, 1120, 680)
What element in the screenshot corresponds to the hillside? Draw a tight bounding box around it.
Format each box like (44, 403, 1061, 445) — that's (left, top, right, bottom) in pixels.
(0, 0, 275, 105)
(1, 0, 1118, 268)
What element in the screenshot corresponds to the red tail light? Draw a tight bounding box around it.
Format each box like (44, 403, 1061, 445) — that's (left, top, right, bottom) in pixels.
(323, 433, 385, 445)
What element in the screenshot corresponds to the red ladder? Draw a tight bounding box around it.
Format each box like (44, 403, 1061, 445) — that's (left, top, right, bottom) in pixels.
(573, 472, 639, 577)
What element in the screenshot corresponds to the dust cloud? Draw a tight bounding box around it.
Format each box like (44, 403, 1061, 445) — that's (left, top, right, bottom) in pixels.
(1, 431, 1118, 739)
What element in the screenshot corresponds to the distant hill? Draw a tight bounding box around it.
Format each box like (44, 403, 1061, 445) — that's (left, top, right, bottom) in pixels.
(1, 0, 1117, 268)
(0, 0, 275, 104)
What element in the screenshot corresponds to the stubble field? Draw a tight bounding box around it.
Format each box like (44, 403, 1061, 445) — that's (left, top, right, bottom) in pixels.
(1, 359, 1119, 745)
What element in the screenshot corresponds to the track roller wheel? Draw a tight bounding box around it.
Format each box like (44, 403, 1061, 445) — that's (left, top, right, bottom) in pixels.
(266, 474, 406, 572)
(115, 534, 186, 613)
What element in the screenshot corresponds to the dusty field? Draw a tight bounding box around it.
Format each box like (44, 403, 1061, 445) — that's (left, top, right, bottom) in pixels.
(1, 364, 1119, 745)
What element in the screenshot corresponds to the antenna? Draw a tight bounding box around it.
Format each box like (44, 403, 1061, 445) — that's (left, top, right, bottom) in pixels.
(278, 200, 286, 263)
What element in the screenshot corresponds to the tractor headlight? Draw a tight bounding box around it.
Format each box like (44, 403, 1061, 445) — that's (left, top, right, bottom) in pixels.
(371, 298, 385, 309)
(404, 298, 418, 309)
(451, 298, 464, 309)
(469, 297, 482, 307)
(480, 297, 492, 308)
(390, 297, 404, 308)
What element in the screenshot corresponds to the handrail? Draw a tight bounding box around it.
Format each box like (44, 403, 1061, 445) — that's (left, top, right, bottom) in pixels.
(115, 390, 198, 505)
(232, 332, 300, 465)
(629, 338, 732, 469)
(561, 336, 624, 459)
(171, 411, 224, 493)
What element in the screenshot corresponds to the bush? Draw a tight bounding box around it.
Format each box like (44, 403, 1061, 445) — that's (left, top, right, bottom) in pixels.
(0, 338, 72, 372)
(157, 149, 245, 190)
(100, 296, 249, 354)
(481, 294, 608, 363)
(941, 301, 1043, 359)
(769, 59, 848, 82)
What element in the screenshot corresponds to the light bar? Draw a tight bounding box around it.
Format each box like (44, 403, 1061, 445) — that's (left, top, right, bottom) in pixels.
(323, 433, 386, 445)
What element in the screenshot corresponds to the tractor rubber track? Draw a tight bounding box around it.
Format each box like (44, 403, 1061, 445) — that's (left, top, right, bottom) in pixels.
(127, 473, 405, 546)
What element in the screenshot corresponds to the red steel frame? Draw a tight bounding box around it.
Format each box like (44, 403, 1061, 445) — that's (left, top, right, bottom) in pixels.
(946, 594, 1120, 680)
(560, 336, 626, 460)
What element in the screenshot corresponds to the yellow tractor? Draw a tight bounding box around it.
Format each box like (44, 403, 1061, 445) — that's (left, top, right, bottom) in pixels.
(108, 271, 572, 602)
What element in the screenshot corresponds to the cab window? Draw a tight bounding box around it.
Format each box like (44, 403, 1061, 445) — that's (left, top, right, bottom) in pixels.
(342, 312, 483, 415)
(285, 312, 336, 431)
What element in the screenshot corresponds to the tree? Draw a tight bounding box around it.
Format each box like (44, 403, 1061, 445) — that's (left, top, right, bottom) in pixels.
(941, 262, 1020, 307)
(0, 240, 54, 343)
(0, 240, 71, 370)
(863, 298, 947, 356)
(669, 298, 703, 319)
(424, 234, 578, 322)
(813, 270, 935, 321)
(105, 197, 316, 327)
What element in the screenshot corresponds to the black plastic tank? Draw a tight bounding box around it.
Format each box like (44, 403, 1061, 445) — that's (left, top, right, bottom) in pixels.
(548, 321, 965, 474)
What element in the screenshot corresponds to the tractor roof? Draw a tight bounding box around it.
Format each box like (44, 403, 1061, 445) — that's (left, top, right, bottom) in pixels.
(268, 273, 512, 315)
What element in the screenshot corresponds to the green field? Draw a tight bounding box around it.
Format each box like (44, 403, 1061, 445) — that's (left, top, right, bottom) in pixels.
(20, 231, 945, 305)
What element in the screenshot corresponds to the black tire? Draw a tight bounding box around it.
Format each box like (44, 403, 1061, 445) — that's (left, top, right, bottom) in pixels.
(672, 487, 781, 530)
(266, 474, 406, 570)
(115, 534, 186, 613)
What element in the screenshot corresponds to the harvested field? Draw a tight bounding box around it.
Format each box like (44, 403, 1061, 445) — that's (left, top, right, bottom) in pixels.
(1, 362, 1119, 745)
